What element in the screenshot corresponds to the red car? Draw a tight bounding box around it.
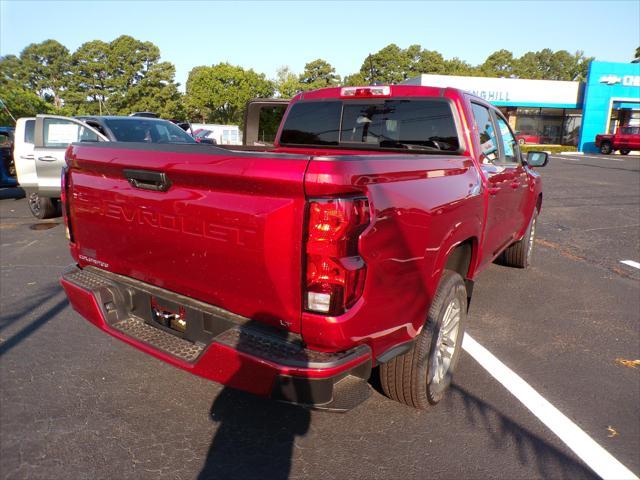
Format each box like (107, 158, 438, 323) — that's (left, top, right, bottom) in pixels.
(60, 85, 547, 411)
(596, 126, 640, 154)
(515, 131, 542, 145)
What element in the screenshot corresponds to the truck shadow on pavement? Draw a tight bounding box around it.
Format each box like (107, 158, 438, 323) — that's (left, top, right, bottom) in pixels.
(0, 286, 68, 357)
(198, 320, 311, 480)
(447, 383, 598, 479)
(198, 388, 310, 480)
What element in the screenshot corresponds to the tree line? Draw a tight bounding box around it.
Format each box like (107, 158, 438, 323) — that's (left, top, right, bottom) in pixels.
(0, 35, 622, 126)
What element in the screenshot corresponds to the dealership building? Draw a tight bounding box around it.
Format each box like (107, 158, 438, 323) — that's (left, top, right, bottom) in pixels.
(403, 60, 640, 153)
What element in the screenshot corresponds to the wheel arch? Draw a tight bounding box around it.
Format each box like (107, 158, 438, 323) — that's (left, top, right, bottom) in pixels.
(536, 193, 543, 213)
(443, 237, 478, 308)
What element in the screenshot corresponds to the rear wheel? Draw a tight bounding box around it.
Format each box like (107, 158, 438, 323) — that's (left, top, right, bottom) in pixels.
(28, 193, 57, 219)
(620, 149, 630, 155)
(600, 142, 612, 154)
(500, 212, 537, 268)
(379, 270, 467, 409)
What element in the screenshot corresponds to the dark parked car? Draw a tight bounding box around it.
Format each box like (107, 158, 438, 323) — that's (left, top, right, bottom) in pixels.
(0, 126, 17, 187)
(75, 116, 196, 143)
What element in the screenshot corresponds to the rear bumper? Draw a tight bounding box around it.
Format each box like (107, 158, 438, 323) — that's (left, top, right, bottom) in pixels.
(60, 266, 372, 409)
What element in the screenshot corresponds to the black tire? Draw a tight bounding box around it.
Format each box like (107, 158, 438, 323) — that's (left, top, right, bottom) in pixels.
(620, 150, 630, 156)
(600, 142, 612, 154)
(380, 270, 467, 409)
(28, 193, 57, 219)
(500, 212, 537, 268)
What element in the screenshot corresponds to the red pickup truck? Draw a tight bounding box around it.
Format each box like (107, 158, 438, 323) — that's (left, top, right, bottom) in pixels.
(60, 85, 547, 411)
(596, 126, 640, 154)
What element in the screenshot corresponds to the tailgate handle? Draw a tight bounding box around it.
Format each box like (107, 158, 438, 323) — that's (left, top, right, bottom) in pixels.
(123, 169, 171, 192)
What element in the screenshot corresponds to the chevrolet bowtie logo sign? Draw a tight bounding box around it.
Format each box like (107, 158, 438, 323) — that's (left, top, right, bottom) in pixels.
(599, 75, 622, 85)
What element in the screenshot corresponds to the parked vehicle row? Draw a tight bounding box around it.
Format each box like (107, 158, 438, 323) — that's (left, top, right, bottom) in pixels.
(13, 115, 195, 218)
(60, 84, 549, 412)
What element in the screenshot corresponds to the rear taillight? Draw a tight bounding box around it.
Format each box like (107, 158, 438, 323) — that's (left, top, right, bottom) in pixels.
(61, 166, 73, 242)
(305, 197, 370, 315)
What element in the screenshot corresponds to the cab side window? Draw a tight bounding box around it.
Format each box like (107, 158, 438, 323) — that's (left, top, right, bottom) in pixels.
(471, 103, 499, 164)
(495, 116, 519, 164)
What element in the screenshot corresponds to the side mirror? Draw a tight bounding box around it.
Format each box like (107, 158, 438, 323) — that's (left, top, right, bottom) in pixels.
(526, 151, 549, 167)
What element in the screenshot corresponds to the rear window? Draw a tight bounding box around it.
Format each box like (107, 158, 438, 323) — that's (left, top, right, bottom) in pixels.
(280, 99, 460, 152)
(103, 119, 195, 144)
(24, 120, 35, 144)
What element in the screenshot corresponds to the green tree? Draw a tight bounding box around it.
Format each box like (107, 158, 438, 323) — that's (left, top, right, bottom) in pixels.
(342, 72, 368, 86)
(359, 44, 409, 84)
(18, 40, 70, 108)
(299, 59, 340, 89)
(0, 54, 53, 123)
(0, 83, 52, 125)
(66, 36, 184, 116)
(274, 66, 302, 97)
(635, 46, 640, 60)
(514, 49, 593, 81)
(408, 45, 447, 76)
(65, 40, 112, 114)
(444, 57, 478, 76)
(121, 61, 185, 119)
(480, 49, 515, 77)
(185, 63, 274, 125)
(350, 44, 448, 84)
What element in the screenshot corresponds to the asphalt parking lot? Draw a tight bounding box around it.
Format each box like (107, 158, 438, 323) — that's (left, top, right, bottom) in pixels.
(1, 153, 639, 480)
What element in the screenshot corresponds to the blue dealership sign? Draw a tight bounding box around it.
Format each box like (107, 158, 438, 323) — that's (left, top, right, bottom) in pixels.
(579, 61, 640, 152)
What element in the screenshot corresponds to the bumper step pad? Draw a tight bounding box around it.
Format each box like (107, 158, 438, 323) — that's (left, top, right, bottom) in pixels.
(112, 317, 204, 362)
(214, 326, 366, 369)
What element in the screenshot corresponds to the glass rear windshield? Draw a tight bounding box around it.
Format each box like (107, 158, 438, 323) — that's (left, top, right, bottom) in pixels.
(280, 99, 460, 152)
(103, 119, 195, 144)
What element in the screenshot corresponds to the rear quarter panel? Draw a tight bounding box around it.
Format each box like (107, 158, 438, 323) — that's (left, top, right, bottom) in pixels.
(302, 154, 484, 356)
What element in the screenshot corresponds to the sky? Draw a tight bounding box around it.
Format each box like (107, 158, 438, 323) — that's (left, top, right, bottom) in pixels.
(1, 0, 639, 90)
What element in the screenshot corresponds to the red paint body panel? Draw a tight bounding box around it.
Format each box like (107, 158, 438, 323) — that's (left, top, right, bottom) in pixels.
(62, 85, 543, 396)
(61, 278, 370, 396)
(66, 146, 310, 333)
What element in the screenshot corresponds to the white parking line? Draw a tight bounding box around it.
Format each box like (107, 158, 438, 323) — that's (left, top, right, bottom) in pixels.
(552, 156, 580, 161)
(581, 155, 624, 162)
(462, 334, 639, 480)
(620, 260, 640, 270)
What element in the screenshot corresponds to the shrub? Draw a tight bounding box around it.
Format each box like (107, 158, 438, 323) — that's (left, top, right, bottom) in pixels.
(520, 145, 577, 154)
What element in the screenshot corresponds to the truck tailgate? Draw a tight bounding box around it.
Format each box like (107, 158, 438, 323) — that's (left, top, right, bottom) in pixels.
(66, 143, 310, 333)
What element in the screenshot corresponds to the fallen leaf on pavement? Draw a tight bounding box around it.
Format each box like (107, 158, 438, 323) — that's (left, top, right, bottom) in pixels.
(615, 358, 640, 369)
(607, 426, 618, 438)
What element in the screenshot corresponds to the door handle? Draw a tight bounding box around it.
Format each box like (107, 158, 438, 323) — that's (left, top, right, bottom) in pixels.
(488, 187, 500, 196)
(124, 169, 171, 192)
(20, 154, 35, 160)
(37, 156, 57, 162)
